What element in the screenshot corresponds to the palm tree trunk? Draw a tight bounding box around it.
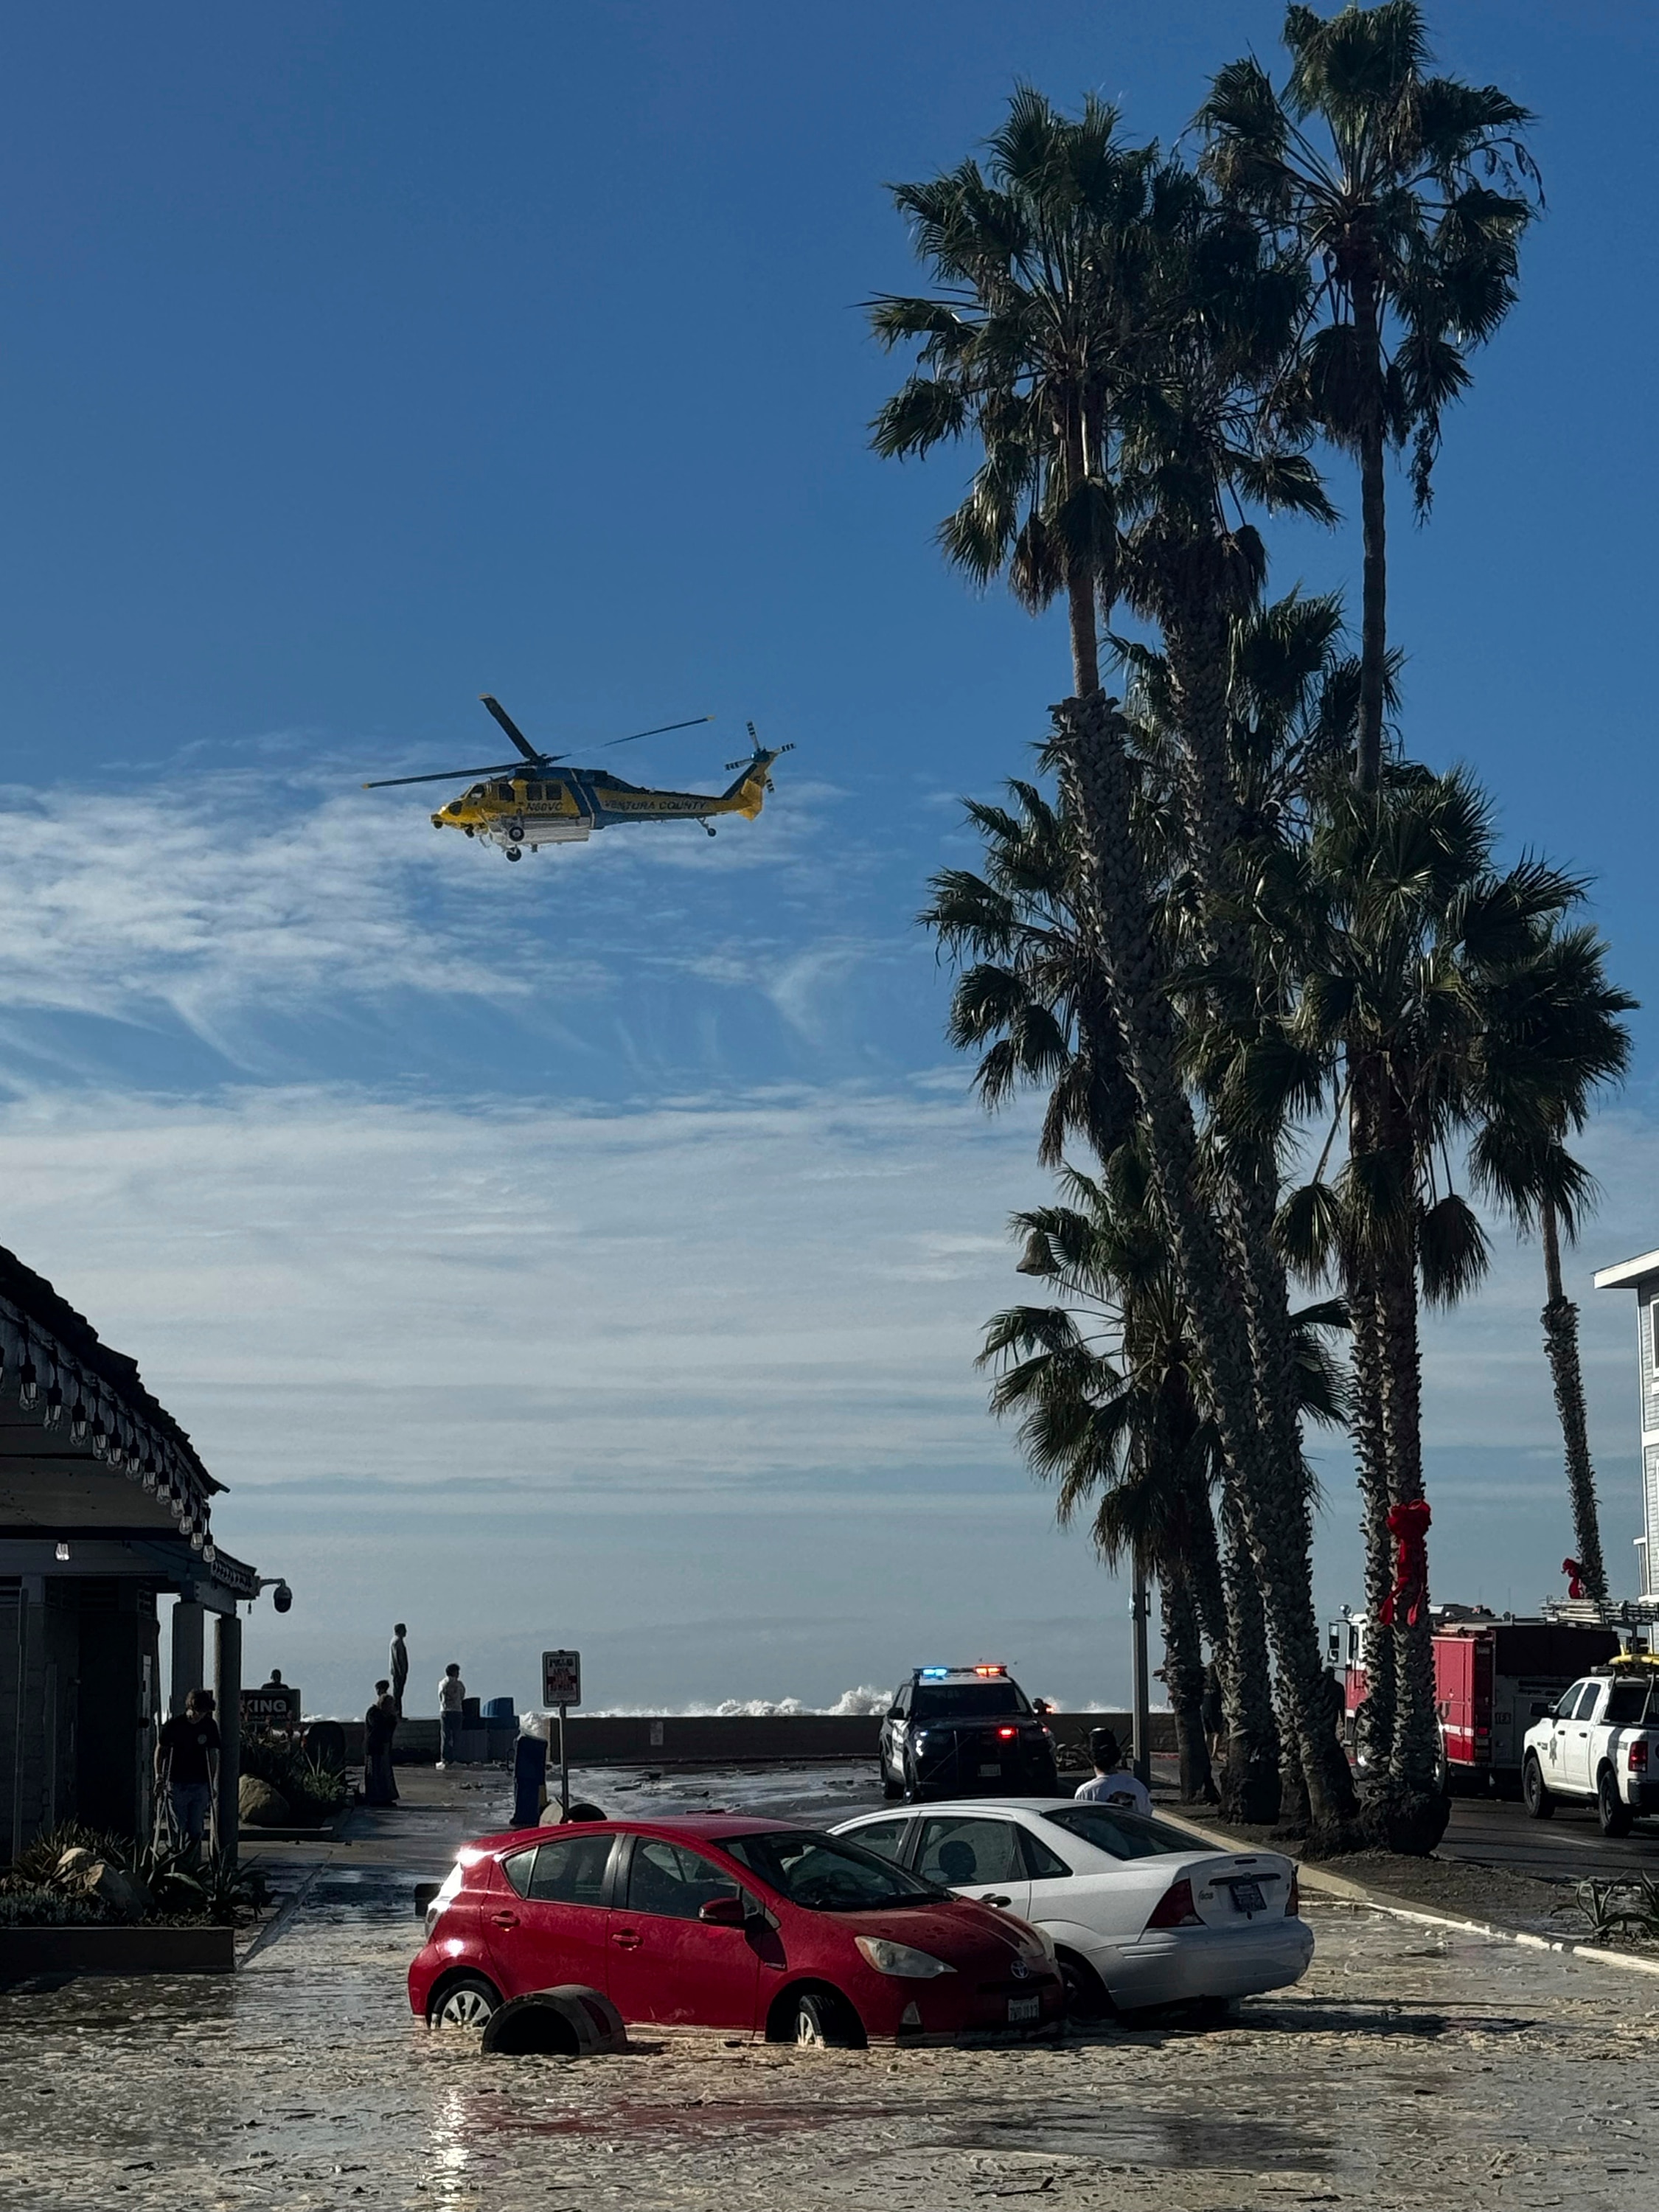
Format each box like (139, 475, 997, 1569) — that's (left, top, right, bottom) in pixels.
(1370, 1166, 1450, 1855)
(1276, 1673, 1310, 1832)
(1054, 692, 1358, 1841)
(1541, 1197, 1609, 1601)
(1347, 1261, 1397, 1773)
(1158, 1557, 1215, 1804)
(1353, 273, 1388, 794)
(1155, 604, 1359, 1838)
(1217, 1490, 1280, 1821)
(1067, 568, 1101, 696)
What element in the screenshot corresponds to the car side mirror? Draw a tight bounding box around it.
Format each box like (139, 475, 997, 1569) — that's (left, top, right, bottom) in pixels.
(698, 1895, 748, 1928)
(887, 1705, 903, 1720)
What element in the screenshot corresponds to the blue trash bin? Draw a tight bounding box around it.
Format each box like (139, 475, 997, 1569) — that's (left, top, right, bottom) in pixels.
(512, 1733, 548, 1829)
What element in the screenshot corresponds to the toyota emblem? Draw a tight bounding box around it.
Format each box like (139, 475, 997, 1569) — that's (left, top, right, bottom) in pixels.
(1009, 1957, 1030, 1980)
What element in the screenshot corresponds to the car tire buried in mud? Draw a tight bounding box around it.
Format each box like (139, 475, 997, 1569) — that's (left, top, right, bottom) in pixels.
(428, 1972, 502, 2031)
(481, 1986, 629, 2057)
(779, 1987, 864, 2051)
(1523, 1753, 1555, 1820)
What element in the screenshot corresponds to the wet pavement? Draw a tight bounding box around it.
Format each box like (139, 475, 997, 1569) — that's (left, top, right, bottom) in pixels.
(2, 1761, 1655, 2209)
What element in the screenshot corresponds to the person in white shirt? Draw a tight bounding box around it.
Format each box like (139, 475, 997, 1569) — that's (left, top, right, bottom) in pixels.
(437, 1663, 467, 1769)
(1074, 1727, 1153, 1815)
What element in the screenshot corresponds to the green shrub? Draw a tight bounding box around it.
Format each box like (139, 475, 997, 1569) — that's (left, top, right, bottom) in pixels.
(240, 1734, 349, 1822)
(0, 1886, 114, 1927)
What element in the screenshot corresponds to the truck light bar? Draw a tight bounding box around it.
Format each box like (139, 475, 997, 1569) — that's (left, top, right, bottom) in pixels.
(975, 1663, 1007, 1677)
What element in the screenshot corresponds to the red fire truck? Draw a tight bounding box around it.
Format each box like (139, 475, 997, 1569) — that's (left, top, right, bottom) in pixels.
(1329, 1604, 1621, 1792)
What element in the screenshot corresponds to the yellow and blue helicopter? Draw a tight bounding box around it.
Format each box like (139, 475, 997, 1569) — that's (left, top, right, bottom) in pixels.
(364, 696, 791, 862)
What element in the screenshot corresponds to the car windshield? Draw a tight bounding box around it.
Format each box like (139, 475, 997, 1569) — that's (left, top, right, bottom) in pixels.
(723, 1829, 945, 1911)
(911, 1682, 1031, 1720)
(1042, 1804, 1199, 1861)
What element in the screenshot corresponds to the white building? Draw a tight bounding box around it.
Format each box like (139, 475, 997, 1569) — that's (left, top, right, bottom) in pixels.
(1593, 1248, 1659, 1596)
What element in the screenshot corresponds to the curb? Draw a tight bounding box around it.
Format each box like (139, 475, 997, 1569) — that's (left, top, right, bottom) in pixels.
(1156, 1806, 1659, 1986)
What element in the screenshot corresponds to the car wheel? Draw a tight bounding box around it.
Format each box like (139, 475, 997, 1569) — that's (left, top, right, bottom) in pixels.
(1523, 1753, 1554, 1820)
(428, 1972, 501, 2031)
(790, 1989, 863, 2050)
(1599, 1767, 1633, 1838)
(1055, 1948, 1111, 2024)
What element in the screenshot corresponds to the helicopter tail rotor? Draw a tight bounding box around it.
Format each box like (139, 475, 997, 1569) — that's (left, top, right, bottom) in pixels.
(725, 722, 795, 773)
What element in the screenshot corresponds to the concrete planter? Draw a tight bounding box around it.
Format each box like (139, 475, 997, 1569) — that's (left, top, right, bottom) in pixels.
(0, 1923, 236, 1982)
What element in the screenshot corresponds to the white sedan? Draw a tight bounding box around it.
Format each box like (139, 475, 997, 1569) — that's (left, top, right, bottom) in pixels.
(832, 1798, 1312, 2017)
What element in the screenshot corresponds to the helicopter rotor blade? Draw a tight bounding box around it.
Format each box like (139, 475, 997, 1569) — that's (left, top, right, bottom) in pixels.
(598, 714, 714, 751)
(361, 759, 545, 790)
(479, 696, 547, 764)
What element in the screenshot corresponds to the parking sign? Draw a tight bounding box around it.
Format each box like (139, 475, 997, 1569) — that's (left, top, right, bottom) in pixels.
(541, 1649, 581, 1708)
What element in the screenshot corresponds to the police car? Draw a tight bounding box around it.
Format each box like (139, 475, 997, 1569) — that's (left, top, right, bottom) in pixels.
(879, 1665, 1060, 1803)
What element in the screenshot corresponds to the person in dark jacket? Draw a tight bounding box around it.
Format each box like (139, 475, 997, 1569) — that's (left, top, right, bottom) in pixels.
(364, 1680, 400, 1806)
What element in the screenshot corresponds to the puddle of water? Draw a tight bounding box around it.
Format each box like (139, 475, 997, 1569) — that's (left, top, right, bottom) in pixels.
(472, 2095, 906, 2140)
(951, 2108, 1336, 2173)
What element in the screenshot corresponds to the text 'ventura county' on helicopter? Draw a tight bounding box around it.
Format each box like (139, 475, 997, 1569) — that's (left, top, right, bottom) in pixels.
(362, 696, 793, 862)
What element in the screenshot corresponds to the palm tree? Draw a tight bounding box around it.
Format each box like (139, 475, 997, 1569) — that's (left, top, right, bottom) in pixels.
(981, 1147, 1349, 1815)
(869, 86, 1175, 697)
(923, 784, 1277, 1812)
(1199, 1, 1540, 788)
(1467, 923, 1636, 1601)
(1276, 767, 1611, 1845)
(876, 95, 1360, 1837)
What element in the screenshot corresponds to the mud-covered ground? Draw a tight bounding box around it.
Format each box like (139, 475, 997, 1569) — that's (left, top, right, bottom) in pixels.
(1, 1766, 1653, 2210)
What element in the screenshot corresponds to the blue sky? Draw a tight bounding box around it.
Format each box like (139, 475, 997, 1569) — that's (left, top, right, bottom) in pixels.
(1, 2, 1656, 1715)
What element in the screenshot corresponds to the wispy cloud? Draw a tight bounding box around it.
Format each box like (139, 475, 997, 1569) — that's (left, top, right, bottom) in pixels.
(0, 752, 935, 1090)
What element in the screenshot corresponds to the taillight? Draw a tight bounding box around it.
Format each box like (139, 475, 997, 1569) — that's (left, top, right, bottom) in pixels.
(1286, 1871, 1300, 1918)
(997, 1726, 1018, 1739)
(1146, 1879, 1203, 1930)
(1630, 1739, 1649, 1773)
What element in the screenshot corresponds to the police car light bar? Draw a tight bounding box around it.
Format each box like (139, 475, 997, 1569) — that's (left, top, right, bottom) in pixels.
(918, 1667, 950, 1680)
(975, 1663, 1007, 1677)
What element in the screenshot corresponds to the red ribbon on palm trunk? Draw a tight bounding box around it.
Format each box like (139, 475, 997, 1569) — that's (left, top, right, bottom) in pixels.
(1377, 1499, 1431, 1628)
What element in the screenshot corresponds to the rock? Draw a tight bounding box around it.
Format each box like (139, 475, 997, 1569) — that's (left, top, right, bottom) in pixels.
(84, 1863, 153, 1919)
(240, 1775, 291, 1826)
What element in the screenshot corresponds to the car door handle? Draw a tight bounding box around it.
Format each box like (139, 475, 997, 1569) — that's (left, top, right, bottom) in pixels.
(977, 1892, 1012, 1907)
(611, 1929, 642, 1950)
(489, 1910, 520, 1930)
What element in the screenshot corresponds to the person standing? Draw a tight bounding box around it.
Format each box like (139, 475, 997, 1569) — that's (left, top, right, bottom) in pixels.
(1074, 1727, 1153, 1815)
(389, 1624, 408, 1719)
(437, 1661, 465, 1769)
(156, 1689, 221, 1857)
(363, 1680, 400, 1806)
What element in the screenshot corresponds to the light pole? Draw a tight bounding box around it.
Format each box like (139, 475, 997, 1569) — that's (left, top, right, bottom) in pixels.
(1130, 1554, 1151, 1788)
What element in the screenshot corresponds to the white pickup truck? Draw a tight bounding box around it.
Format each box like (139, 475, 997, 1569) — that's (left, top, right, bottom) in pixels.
(1522, 1667, 1659, 1835)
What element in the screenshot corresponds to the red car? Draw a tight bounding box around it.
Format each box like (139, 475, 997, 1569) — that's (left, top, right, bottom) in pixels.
(409, 1815, 1065, 2046)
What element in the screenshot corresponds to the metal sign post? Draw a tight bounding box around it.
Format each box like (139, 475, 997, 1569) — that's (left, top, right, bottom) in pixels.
(541, 1650, 581, 1818)
(1130, 1559, 1151, 1788)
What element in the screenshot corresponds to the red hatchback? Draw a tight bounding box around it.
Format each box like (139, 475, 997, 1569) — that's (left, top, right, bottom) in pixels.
(409, 1816, 1064, 2046)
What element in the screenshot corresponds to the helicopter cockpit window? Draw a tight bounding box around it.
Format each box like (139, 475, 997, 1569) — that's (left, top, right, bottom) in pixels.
(494, 782, 513, 801)
(465, 784, 485, 801)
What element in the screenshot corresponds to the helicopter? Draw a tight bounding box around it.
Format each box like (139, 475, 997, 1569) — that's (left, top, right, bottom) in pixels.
(363, 696, 792, 862)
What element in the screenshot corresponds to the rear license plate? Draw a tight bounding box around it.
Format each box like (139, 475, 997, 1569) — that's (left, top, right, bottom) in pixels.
(1007, 1995, 1040, 2023)
(979, 1762, 1004, 1777)
(1230, 1880, 1265, 1914)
